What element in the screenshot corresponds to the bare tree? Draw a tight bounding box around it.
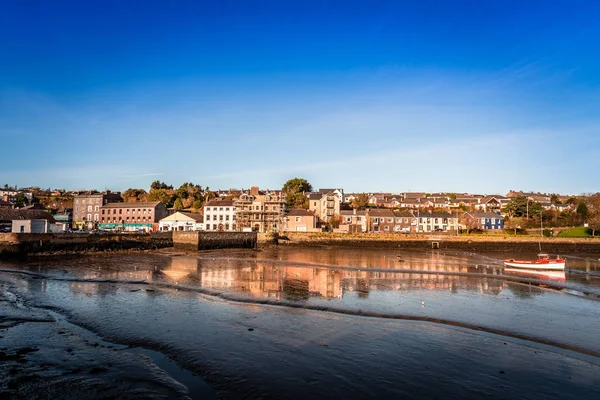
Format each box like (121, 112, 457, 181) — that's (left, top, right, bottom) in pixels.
(460, 213, 479, 234)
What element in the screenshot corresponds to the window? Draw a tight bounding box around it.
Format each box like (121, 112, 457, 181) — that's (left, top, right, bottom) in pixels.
(295, 217, 301, 222)
(219, 207, 223, 211)
(212, 224, 217, 230)
(113, 209, 116, 214)
(102, 210, 105, 215)
(213, 215, 217, 221)
(396, 218, 402, 223)
(226, 208, 229, 211)
(387, 218, 393, 223)
(404, 218, 408, 223)
(119, 209, 122, 214)
(219, 215, 223, 221)
(126, 209, 130, 214)
(384, 226, 390, 231)
(226, 215, 229, 221)
(88, 206, 92, 212)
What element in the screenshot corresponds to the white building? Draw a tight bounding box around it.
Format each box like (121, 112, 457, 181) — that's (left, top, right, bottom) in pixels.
(159, 211, 203, 232)
(12, 219, 63, 233)
(203, 200, 236, 231)
(416, 212, 459, 232)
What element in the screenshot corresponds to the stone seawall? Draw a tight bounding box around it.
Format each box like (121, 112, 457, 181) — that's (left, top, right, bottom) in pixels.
(0, 232, 172, 258)
(173, 231, 258, 251)
(278, 232, 600, 253)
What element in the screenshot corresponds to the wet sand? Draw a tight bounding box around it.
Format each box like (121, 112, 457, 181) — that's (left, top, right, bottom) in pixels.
(1, 248, 600, 399)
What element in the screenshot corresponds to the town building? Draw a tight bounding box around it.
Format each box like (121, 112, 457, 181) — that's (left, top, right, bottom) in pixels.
(340, 210, 367, 232)
(0, 199, 13, 209)
(0, 209, 57, 233)
(282, 209, 317, 232)
(204, 199, 236, 231)
(12, 219, 63, 233)
(159, 211, 204, 231)
(308, 191, 342, 225)
(73, 191, 123, 229)
(365, 208, 396, 233)
(52, 210, 73, 229)
(317, 188, 344, 203)
(99, 201, 167, 232)
(416, 212, 459, 232)
(474, 196, 511, 213)
(464, 212, 505, 230)
(391, 210, 416, 233)
(234, 187, 285, 232)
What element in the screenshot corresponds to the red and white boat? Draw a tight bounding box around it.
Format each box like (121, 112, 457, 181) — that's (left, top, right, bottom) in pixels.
(503, 253, 566, 271)
(503, 268, 566, 282)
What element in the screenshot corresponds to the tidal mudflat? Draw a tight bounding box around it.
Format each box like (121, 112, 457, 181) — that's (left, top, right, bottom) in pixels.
(1, 247, 599, 399)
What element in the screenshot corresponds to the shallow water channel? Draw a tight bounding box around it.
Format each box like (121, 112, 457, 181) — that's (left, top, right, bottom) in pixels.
(1, 247, 600, 399)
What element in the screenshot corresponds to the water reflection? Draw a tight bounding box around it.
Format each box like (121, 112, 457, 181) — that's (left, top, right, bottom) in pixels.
(154, 254, 510, 302)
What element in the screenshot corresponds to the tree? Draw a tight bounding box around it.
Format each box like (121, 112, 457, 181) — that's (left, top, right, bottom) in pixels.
(14, 193, 29, 208)
(282, 178, 312, 209)
(587, 195, 600, 237)
(192, 199, 203, 210)
(150, 180, 173, 191)
(173, 198, 184, 210)
(351, 193, 369, 210)
(576, 202, 589, 219)
(588, 215, 600, 237)
(123, 188, 147, 202)
(503, 196, 540, 220)
(147, 189, 175, 207)
(550, 194, 561, 204)
(459, 213, 479, 234)
(328, 214, 341, 229)
(505, 217, 524, 236)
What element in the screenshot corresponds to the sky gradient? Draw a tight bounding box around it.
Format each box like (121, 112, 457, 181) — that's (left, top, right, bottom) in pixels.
(1, 0, 599, 195)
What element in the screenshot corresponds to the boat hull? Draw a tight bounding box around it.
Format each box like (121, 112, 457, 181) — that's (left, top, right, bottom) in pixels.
(503, 268, 566, 281)
(503, 260, 565, 270)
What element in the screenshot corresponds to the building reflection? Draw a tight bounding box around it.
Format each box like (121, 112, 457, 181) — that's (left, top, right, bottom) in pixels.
(69, 268, 154, 296)
(188, 251, 507, 302)
(63, 251, 563, 301)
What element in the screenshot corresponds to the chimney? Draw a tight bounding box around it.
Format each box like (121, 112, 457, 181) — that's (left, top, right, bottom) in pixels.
(250, 186, 259, 196)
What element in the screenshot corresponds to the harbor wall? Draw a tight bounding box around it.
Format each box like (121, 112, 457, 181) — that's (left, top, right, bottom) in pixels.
(172, 231, 258, 251)
(0, 232, 172, 258)
(277, 232, 600, 253)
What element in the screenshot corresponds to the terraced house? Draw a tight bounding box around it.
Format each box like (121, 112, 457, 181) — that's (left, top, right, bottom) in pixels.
(203, 199, 236, 231)
(73, 191, 123, 229)
(234, 186, 285, 233)
(415, 212, 459, 232)
(464, 212, 504, 230)
(99, 202, 167, 232)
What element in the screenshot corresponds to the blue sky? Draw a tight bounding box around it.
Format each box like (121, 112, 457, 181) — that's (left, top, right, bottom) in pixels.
(1, 0, 599, 195)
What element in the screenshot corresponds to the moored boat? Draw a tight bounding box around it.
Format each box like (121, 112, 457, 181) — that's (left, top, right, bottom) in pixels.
(503, 268, 566, 282)
(503, 253, 565, 270)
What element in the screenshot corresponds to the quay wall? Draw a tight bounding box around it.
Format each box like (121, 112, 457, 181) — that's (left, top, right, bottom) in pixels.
(0, 232, 172, 258)
(173, 231, 258, 251)
(278, 232, 600, 254)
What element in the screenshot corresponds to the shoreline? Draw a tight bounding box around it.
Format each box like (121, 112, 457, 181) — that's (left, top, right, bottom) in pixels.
(2, 231, 600, 258)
